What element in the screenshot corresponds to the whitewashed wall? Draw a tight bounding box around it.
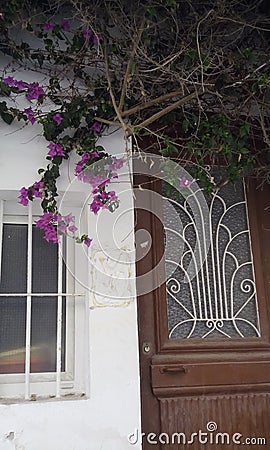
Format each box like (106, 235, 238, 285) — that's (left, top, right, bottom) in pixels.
(0, 110, 141, 450)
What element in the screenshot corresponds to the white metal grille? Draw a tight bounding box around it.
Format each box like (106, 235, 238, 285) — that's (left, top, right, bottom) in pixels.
(163, 179, 261, 339)
(0, 200, 86, 400)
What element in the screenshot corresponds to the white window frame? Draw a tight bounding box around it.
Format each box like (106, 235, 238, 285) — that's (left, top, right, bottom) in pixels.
(0, 194, 90, 401)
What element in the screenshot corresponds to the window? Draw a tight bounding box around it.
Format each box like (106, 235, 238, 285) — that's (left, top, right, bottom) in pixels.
(0, 195, 89, 401)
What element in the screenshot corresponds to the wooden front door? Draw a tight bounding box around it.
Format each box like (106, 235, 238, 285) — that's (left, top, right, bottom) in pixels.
(134, 158, 270, 449)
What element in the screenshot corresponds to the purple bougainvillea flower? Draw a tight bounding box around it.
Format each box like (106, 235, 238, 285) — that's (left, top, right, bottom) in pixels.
(93, 33, 103, 43)
(3, 77, 28, 90)
(63, 213, 74, 225)
(32, 181, 44, 198)
(19, 181, 44, 205)
(36, 212, 59, 244)
(3, 77, 28, 91)
(24, 107, 36, 125)
(61, 19, 71, 31)
(47, 142, 65, 157)
(84, 237, 92, 247)
(92, 121, 102, 133)
(89, 188, 118, 215)
(27, 83, 45, 101)
(82, 29, 92, 40)
(36, 212, 54, 228)
(108, 157, 124, 172)
(90, 199, 102, 214)
(75, 151, 99, 177)
(43, 22, 54, 31)
(15, 80, 28, 91)
(33, 181, 44, 190)
(52, 113, 63, 125)
(58, 223, 67, 234)
(19, 187, 29, 206)
(68, 225, 78, 233)
(3, 76, 16, 87)
(180, 176, 192, 188)
(36, 211, 79, 242)
(44, 228, 59, 243)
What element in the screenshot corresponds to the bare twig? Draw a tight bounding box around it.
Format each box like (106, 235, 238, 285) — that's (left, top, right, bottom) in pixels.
(122, 88, 187, 118)
(135, 90, 203, 132)
(94, 117, 122, 128)
(118, 17, 145, 113)
(196, 9, 213, 93)
(104, 45, 131, 134)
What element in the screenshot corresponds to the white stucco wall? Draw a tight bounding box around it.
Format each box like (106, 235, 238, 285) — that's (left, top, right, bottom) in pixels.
(0, 111, 141, 450)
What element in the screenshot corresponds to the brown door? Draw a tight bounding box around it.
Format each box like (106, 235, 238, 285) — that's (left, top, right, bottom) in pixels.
(134, 159, 270, 449)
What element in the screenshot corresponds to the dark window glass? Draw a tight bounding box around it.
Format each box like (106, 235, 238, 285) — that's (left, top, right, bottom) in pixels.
(0, 224, 66, 374)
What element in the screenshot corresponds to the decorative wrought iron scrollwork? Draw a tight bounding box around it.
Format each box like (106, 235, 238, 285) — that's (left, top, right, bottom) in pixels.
(163, 178, 260, 339)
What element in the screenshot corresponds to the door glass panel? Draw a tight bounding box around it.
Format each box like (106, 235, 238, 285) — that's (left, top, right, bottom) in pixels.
(163, 177, 261, 339)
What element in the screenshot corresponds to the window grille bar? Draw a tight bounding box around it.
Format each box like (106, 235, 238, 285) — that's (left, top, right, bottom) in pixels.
(56, 236, 63, 398)
(25, 203, 33, 400)
(85, 210, 91, 397)
(0, 200, 4, 284)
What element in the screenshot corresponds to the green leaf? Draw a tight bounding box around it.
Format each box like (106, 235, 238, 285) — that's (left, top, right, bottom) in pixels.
(240, 122, 250, 138)
(160, 148, 169, 156)
(166, 0, 176, 7)
(43, 121, 57, 140)
(239, 147, 250, 154)
(160, 142, 178, 156)
(1, 111, 14, 124)
(0, 81, 11, 96)
(146, 6, 157, 17)
(31, 52, 45, 68)
(0, 101, 7, 113)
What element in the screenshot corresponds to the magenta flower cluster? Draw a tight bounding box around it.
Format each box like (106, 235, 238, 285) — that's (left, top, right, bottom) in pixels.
(108, 156, 124, 177)
(75, 151, 99, 178)
(92, 121, 102, 133)
(52, 113, 63, 125)
(3, 77, 45, 101)
(24, 107, 36, 125)
(180, 176, 192, 188)
(43, 22, 54, 31)
(82, 29, 103, 42)
(35, 211, 91, 246)
(3, 76, 28, 90)
(75, 153, 123, 215)
(61, 19, 71, 31)
(19, 181, 44, 206)
(56, 213, 78, 235)
(27, 82, 46, 101)
(82, 29, 92, 40)
(75, 153, 124, 186)
(47, 142, 65, 157)
(18, 150, 124, 246)
(83, 237, 92, 247)
(43, 19, 71, 32)
(35, 212, 60, 243)
(35, 212, 77, 243)
(89, 187, 118, 215)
